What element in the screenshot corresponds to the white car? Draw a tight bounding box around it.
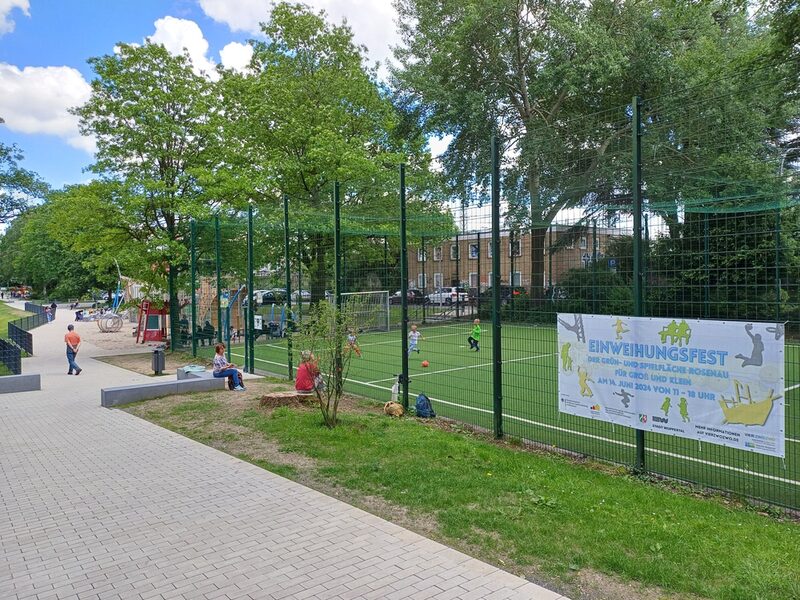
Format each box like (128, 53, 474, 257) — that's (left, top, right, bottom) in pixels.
(426, 287, 468, 305)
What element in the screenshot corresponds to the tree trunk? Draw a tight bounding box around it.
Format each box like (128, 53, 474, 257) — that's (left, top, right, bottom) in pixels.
(529, 227, 547, 301)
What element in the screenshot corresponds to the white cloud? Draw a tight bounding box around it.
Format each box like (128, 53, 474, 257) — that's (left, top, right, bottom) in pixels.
(0, 63, 94, 152)
(150, 16, 218, 78)
(219, 41, 254, 72)
(197, 0, 400, 70)
(198, 0, 268, 34)
(0, 0, 29, 35)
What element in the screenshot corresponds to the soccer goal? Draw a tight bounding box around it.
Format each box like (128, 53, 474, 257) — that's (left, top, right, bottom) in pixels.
(336, 291, 390, 332)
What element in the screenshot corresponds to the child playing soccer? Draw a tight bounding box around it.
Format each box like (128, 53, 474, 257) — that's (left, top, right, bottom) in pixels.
(408, 324, 423, 355)
(467, 318, 482, 351)
(346, 329, 362, 357)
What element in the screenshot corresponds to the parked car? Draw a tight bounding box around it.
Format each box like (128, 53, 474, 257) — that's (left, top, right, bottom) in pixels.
(261, 289, 287, 304)
(389, 289, 427, 305)
(242, 289, 270, 308)
(291, 289, 311, 301)
(426, 286, 469, 305)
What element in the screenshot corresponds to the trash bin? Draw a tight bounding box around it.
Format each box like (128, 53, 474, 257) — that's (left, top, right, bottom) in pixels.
(152, 347, 165, 375)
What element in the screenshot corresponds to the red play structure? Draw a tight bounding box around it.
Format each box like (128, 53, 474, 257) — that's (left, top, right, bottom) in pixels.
(136, 300, 168, 343)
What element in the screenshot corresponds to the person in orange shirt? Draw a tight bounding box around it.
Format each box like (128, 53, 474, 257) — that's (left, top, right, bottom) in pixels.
(65, 324, 82, 375)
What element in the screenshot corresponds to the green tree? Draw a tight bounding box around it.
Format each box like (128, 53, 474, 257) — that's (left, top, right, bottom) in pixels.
(0, 142, 48, 224)
(392, 0, 792, 298)
(71, 42, 220, 329)
(216, 2, 446, 302)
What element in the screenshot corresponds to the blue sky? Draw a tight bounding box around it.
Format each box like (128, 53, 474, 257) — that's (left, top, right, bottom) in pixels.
(0, 0, 402, 189)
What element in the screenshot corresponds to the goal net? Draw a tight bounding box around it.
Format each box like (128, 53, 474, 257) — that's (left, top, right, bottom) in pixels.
(335, 291, 390, 332)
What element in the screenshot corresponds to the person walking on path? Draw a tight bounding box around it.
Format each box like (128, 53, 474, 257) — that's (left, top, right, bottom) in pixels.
(65, 324, 82, 375)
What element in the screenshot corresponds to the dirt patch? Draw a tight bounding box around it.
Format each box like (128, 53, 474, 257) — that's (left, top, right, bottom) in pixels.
(68, 315, 146, 353)
(566, 568, 701, 600)
(258, 392, 318, 409)
(96, 351, 209, 377)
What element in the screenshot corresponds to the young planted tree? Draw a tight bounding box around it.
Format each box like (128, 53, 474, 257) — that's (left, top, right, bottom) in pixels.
(295, 300, 356, 428)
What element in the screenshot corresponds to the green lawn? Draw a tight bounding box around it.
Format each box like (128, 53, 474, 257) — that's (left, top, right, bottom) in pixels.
(204, 321, 800, 509)
(0, 301, 30, 338)
(126, 389, 800, 600)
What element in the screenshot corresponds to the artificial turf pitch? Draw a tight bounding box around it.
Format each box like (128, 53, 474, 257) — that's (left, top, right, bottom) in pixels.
(214, 321, 799, 509)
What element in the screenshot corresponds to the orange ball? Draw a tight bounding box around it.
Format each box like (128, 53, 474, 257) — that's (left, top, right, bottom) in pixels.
(421, 360, 429, 368)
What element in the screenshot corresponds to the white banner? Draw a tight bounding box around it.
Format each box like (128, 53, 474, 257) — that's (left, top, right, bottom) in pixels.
(557, 314, 785, 458)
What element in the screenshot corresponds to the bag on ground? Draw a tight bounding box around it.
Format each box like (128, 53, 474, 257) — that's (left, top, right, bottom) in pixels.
(415, 393, 436, 418)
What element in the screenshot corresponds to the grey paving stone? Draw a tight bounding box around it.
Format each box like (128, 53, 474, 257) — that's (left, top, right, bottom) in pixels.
(0, 305, 568, 600)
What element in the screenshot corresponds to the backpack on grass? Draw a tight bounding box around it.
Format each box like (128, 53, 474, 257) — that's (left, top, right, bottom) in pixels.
(415, 393, 436, 418)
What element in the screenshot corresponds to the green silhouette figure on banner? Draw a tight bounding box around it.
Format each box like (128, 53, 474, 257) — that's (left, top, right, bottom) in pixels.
(679, 397, 690, 422)
(560, 342, 573, 372)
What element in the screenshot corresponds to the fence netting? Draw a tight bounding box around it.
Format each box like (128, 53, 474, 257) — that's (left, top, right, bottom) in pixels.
(177, 76, 798, 511)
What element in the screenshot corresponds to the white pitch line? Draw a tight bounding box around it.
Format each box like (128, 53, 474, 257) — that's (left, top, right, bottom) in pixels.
(786, 383, 800, 392)
(357, 330, 464, 348)
(233, 352, 800, 486)
(364, 352, 556, 385)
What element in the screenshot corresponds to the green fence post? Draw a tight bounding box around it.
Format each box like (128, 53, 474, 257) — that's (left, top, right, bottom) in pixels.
(455, 233, 461, 319)
(215, 215, 222, 344)
(632, 95, 645, 471)
(775, 209, 781, 321)
(421, 236, 427, 323)
(297, 234, 303, 322)
(247, 205, 255, 374)
(190, 219, 197, 358)
(548, 224, 553, 296)
(491, 134, 503, 439)
(334, 182, 343, 399)
(592, 219, 598, 313)
(400, 164, 410, 410)
(283, 194, 293, 380)
(704, 213, 710, 319)
(168, 264, 178, 353)
(476, 231, 482, 315)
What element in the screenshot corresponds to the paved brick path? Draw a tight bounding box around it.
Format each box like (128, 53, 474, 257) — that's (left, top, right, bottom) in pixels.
(0, 305, 569, 600)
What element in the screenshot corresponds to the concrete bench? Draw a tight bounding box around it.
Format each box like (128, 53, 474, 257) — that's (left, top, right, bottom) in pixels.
(101, 376, 226, 408)
(177, 367, 215, 381)
(0, 374, 41, 394)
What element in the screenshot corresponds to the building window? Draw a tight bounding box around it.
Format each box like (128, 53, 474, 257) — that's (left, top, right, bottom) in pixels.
(433, 272, 443, 288)
(512, 272, 522, 286)
(509, 238, 522, 257)
(417, 273, 427, 289)
(450, 244, 459, 260)
(579, 237, 587, 250)
(417, 248, 427, 262)
(468, 243, 479, 259)
(469, 272, 478, 288)
(433, 246, 442, 261)
(487, 241, 493, 258)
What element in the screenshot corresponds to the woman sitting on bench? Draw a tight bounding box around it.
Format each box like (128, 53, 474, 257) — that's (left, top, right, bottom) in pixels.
(212, 343, 245, 391)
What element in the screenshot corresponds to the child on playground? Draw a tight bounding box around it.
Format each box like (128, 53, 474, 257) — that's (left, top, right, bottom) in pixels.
(467, 318, 481, 351)
(408, 324, 424, 355)
(346, 329, 362, 357)
(212, 343, 245, 391)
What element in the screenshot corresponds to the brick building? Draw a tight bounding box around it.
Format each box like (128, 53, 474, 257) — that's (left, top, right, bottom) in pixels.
(407, 225, 617, 293)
